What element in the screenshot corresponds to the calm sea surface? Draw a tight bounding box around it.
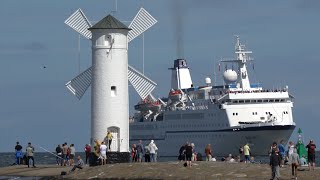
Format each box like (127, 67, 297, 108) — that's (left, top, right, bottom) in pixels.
(1, 152, 320, 168)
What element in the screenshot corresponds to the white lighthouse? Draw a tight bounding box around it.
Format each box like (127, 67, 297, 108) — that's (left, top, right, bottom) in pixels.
(64, 8, 157, 161)
(88, 15, 131, 152)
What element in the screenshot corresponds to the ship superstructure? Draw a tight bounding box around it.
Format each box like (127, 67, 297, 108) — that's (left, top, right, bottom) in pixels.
(129, 37, 296, 157)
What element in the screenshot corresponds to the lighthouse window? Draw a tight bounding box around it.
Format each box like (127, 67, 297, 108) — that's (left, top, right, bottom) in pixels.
(111, 86, 117, 97)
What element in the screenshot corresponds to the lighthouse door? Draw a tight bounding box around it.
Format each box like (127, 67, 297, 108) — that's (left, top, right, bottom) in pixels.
(108, 126, 120, 152)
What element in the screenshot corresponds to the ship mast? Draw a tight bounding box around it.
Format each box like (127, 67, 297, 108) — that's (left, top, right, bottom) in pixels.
(220, 36, 253, 90)
(235, 36, 252, 90)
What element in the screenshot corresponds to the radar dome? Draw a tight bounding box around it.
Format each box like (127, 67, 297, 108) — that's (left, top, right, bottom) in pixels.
(205, 77, 211, 85)
(223, 69, 237, 84)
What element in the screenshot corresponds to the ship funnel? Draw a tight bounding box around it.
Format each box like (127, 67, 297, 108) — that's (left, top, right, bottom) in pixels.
(169, 59, 193, 89)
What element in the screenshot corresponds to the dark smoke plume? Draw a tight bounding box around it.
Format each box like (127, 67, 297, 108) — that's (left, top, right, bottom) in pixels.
(171, 0, 186, 59)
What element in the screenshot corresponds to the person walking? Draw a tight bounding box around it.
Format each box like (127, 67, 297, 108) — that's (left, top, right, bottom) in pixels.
(15, 142, 23, 165)
(106, 131, 113, 150)
(289, 148, 299, 179)
(26, 142, 36, 168)
(243, 143, 250, 163)
(148, 140, 158, 162)
(270, 149, 281, 180)
(205, 144, 212, 161)
(136, 140, 144, 162)
(306, 140, 316, 171)
(84, 144, 91, 165)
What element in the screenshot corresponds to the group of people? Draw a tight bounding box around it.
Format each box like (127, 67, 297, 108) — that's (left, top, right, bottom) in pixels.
(269, 140, 316, 180)
(14, 141, 36, 168)
(131, 140, 158, 163)
(55, 142, 87, 172)
(55, 142, 76, 166)
(178, 142, 203, 167)
(88, 131, 114, 166)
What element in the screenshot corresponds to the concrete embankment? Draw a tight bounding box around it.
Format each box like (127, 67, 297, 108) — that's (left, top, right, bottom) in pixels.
(0, 162, 318, 179)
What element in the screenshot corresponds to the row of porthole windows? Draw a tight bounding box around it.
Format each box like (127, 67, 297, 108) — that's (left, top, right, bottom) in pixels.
(252, 111, 288, 115)
(224, 99, 286, 104)
(167, 134, 226, 138)
(232, 113, 239, 116)
(167, 123, 229, 128)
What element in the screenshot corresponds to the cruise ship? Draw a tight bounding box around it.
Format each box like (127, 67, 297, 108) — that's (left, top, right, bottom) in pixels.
(129, 37, 296, 157)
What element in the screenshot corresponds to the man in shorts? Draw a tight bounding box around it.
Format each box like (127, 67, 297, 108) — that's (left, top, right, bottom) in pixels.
(306, 140, 316, 171)
(100, 141, 107, 165)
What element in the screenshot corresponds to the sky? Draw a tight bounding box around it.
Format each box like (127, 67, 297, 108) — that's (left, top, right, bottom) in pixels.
(0, 0, 320, 152)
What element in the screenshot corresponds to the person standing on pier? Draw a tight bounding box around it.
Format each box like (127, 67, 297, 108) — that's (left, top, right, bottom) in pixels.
(149, 140, 158, 162)
(205, 144, 212, 161)
(84, 144, 91, 165)
(136, 140, 145, 163)
(278, 141, 286, 167)
(243, 143, 250, 163)
(15, 142, 23, 165)
(185, 142, 193, 167)
(100, 141, 107, 165)
(306, 140, 316, 171)
(270, 149, 281, 180)
(26, 142, 36, 168)
(69, 144, 76, 166)
(106, 131, 113, 150)
(55, 144, 62, 165)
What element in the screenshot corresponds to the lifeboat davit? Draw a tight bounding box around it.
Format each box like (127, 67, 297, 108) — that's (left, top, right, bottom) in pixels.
(168, 89, 182, 101)
(134, 99, 161, 112)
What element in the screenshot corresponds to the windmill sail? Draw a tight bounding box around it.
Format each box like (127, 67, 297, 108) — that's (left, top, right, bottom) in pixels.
(128, 65, 157, 100)
(65, 65, 157, 100)
(64, 8, 158, 100)
(65, 67, 92, 99)
(64, 9, 92, 39)
(128, 7, 158, 42)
